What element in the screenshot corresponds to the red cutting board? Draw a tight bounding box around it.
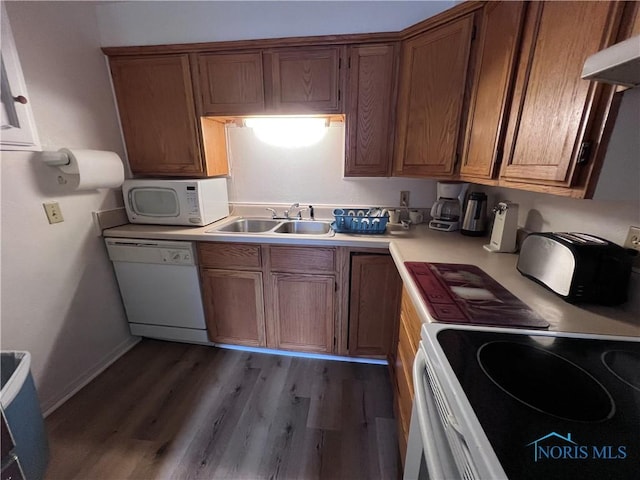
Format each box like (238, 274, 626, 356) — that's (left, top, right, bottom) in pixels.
(405, 262, 549, 329)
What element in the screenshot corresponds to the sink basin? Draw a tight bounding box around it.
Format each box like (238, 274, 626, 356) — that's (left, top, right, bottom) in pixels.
(274, 221, 332, 235)
(215, 218, 281, 233)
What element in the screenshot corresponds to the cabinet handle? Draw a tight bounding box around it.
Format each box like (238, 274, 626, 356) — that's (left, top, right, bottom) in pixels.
(577, 141, 592, 165)
(13, 95, 28, 104)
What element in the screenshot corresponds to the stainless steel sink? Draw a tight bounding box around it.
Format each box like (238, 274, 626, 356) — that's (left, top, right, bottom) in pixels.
(273, 221, 332, 235)
(214, 218, 281, 233)
(207, 218, 333, 236)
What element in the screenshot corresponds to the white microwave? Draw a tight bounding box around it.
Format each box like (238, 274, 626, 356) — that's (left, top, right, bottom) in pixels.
(123, 178, 229, 226)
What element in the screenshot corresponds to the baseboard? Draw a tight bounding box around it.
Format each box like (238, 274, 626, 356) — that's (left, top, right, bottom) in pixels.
(42, 336, 141, 417)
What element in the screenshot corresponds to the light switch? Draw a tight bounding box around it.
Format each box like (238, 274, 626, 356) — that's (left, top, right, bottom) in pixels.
(43, 201, 64, 224)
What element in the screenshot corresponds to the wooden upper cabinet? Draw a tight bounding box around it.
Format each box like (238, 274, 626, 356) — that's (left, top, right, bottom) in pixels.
(109, 54, 228, 177)
(460, 2, 526, 181)
(500, 1, 624, 194)
(345, 43, 398, 177)
(265, 46, 344, 113)
(394, 14, 475, 177)
(194, 52, 265, 115)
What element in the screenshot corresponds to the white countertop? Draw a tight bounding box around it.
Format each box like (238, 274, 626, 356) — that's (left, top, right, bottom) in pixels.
(104, 218, 640, 338)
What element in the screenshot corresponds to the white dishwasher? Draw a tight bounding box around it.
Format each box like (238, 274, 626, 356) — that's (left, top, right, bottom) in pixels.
(105, 237, 209, 344)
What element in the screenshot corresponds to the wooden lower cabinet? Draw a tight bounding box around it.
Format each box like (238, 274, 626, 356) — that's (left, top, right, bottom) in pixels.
(200, 268, 266, 347)
(198, 242, 339, 354)
(266, 246, 337, 353)
(393, 287, 423, 467)
(348, 253, 402, 358)
(198, 242, 266, 347)
(198, 242, 404, 359)
(269, 273, 335, 353)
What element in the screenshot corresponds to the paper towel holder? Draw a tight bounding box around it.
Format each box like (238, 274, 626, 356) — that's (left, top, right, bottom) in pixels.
(40, 148, 125, 190)
(41, 149, 73, 167)
(41, 149, 73, 184)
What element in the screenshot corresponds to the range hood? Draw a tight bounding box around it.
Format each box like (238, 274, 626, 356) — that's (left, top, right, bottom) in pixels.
(582, 35, 640, 88)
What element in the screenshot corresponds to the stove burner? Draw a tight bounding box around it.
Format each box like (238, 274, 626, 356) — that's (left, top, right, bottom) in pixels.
(478, 341, 615, 422)
(602, 350, 640, 391)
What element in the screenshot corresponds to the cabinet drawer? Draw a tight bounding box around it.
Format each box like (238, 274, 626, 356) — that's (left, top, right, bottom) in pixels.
(269, 246, 335, 273)
(397, 317, 417, 399)
(1, 412, 14, 460)
(400, 288, 422, 350)
(198, 243, 262, 269)
(395, 334, 414, 441)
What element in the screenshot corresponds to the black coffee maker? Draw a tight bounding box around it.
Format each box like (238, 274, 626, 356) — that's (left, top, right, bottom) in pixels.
(461, 192, 488, 236)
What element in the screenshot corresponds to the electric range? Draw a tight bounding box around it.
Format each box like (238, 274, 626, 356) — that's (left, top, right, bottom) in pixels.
(413, 323, 640, 480)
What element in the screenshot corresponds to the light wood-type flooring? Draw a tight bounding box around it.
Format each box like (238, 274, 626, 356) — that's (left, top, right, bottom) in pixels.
(44, 340, 399, 479)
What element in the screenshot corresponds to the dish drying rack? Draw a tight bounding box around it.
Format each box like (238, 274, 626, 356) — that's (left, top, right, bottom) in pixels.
(331, 208, 389, 234)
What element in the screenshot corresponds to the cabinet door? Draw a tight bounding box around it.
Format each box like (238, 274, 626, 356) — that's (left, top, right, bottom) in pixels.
(1, 2, 40, 151)
(460, 2, 526, 181)
(394, 14, 474, 177)
(270, 273, 335, 353)
(345, 43, 398, 177)
(109, 55, 206, 176)
(266, 47, 344, 113)
(201, 268, 266, 347)
(500, 1, 624, 190)
(348, 254, 401, 357)
(393, 288, 423, 467)
(195, 52, 265, 115)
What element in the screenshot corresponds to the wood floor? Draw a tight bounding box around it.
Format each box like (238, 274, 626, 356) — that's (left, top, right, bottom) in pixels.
(44, 340, 399, 479)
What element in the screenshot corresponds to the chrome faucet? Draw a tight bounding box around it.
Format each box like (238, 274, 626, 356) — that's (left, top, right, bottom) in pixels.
(265, 207, 279, 219)
(284, 202, 300, 219)
(266, 203, 303, 219)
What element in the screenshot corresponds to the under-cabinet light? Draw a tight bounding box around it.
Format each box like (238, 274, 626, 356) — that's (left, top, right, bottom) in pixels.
(244, 117, 328, 148)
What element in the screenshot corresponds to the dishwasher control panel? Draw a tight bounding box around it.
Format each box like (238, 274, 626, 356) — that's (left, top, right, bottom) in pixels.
(161, 249, 192, 265)
(104, 238, 197, 266)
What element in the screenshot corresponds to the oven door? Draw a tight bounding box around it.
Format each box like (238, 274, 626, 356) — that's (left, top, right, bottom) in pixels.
(405, 346, 465, 479)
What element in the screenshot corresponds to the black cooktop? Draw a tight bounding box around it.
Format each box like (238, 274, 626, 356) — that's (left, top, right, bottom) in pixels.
(437, 329, 640, 480)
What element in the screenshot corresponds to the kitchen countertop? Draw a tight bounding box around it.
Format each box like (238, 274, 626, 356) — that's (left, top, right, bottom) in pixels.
(104, 217, 640, 338)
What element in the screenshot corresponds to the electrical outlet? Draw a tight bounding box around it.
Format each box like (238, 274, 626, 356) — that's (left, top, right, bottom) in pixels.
(624, 226, 640, 251)
(43, 201, 64, 224)
(400, 191, 410, 207)
(624, 226, 640, 270)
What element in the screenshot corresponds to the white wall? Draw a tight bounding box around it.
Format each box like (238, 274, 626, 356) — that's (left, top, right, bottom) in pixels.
(1, 2, 135, 414)
(227, 124, 438, 207)
(96, 1, 455, 46)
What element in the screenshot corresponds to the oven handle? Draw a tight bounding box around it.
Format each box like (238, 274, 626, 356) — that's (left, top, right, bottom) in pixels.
(413, 348, 448, 480)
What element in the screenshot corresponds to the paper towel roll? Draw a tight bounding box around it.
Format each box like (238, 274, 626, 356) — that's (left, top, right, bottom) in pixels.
(57, 148, 124, 190)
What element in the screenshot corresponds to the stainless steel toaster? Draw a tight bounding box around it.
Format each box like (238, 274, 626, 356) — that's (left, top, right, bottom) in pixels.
(517, 232, 633, 305)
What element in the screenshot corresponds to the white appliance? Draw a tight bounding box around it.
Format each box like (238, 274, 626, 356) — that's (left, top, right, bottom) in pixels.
(483, 202, 519, 253)
(105, 238, 209, 344)
(405, 323, 640, 480)
(428, 182, 468, 232)
(123, 178, 229, 226)
(582, 35, 640, 88)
